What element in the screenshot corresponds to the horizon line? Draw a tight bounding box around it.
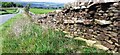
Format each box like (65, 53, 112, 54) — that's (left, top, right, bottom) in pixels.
(1, 1, 68, 3)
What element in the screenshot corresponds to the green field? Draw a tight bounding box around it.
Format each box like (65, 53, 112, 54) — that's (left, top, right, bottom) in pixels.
(30, 8, 55, 14)
(6, 9, 16, 13)
(0, 8, 17, 15)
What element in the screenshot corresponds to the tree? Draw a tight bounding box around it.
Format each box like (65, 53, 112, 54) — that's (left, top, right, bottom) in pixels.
(24, 4, 31, 18)
(2, 2, 13, 7)
(59, 7, 62, 9)
(16, 3, 23, 7)
(24, 4, 30, 13)
(1, 2, 23, 8)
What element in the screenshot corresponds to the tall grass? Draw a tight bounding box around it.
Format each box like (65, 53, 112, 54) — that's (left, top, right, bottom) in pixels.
(2, 22, 86, 53)
(2, 23, 105, 53)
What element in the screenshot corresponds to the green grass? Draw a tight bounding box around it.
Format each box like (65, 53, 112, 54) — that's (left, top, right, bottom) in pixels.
(0, 37, 3, 54)
(0, 11, 6, 15)
(30, 8, 55, 14)
(0, 14, 22, 27)
(6, 9, 16, 13)
(0, 14, 23, 54)
(0, 8, 17, 15)
(0, 13, 106, 53)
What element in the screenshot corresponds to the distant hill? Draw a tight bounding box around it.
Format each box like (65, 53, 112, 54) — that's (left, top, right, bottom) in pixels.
(15, 2, 64, 9)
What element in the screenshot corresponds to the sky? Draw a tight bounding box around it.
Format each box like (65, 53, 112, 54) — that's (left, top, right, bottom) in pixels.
(1, 0, 75, 3)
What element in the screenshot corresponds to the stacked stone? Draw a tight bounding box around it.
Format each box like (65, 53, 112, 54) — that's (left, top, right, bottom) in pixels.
(35, 2, 120, 52)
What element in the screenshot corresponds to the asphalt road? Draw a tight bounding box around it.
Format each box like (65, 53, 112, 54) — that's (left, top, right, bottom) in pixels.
(0, 9, 23, 25)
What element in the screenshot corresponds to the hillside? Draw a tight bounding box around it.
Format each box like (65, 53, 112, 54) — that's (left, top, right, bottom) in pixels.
(15, 2, 64, 9)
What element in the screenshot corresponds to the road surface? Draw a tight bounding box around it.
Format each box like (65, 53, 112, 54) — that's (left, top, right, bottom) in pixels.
(0, 9, 23, 25)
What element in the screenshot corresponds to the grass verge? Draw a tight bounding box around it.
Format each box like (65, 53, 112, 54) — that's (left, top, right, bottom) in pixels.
(0, 14, 23, 54)
(0, 37, 3, 54)
(30, 8, 55, 14)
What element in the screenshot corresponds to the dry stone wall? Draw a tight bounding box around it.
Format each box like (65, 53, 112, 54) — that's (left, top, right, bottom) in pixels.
(34, 2, 120, 52)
